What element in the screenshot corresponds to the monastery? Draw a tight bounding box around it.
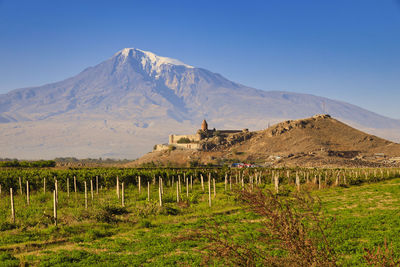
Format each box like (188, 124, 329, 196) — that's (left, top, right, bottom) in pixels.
(153, 120, 247, 151)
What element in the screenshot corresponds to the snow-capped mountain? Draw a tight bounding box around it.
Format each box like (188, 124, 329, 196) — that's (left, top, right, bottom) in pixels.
(0, 48, 399, 159)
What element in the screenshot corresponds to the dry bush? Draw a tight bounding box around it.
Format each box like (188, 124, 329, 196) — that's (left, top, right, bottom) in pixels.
(182, 188, 337, 266)
(364, 239, 400, 266)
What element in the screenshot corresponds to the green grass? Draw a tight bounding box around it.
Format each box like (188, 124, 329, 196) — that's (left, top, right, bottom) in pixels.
(0, 178, 399, 266)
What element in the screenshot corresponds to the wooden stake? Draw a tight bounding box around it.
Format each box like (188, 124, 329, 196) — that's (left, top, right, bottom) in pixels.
(201, 174, 204, 191)
(10, 188, 15, 224)
(147, 181, 150, 202)
(96, 176, 99, 194)
(53, 190, 57, 226)
(121, 182, 125, 207)
(208, 174, 212, 207)
(160, 176, 164, 195)
(19, 177, 22, 195)
(74, 176, 77, 194)
(26, 180, 30, 205)
(43, 177, 46, 193)
(274, 174, 279, 193)
(224, 174, 227, 191)
(318, 175, 321, 190)
(116, 176, 120, 199)
(213, 178, 216, 198)
(90, 179, 94, 200)
(84, 181, 88, 209)
(178, 175, 181, 193)
(176, 182, 180, 203)
(186, 175, 189, 198)
(296, 172, 300, 191)
(159, 179, 163, 207)
(138, 176, 141, 194)
(229, 175, 232, 190)
(55, 179, 58, 205)
(67, 177, 70, 197)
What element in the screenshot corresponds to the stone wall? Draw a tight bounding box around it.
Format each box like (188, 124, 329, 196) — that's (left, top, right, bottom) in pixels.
(153, 143, 201, 151)
(169, 134, 201, 144)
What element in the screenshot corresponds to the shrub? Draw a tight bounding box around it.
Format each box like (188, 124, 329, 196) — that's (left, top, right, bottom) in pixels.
(177, 137, 191, 144)
(184, 188, 337, 266)
(95, 205, 128, 223)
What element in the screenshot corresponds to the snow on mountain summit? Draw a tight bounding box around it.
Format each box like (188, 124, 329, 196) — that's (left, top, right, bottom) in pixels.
(116, 48, 193, 77)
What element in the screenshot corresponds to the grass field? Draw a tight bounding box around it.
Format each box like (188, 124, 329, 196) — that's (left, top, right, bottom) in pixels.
(0, 174, 399, 266)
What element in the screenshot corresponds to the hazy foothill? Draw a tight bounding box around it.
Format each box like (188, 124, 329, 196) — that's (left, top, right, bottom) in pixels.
(1, 1, 400, 266)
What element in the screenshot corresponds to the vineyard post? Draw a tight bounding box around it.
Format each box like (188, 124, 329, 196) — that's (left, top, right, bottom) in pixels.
(224, 174, 227, 191)
(274, 174, 279, 193)
(186, 176, 189, 198)
(183, 173, 186, 193)
(229, 175, 232, 190)
(96, 176, 99, 195)
(84, 181, 88, 209)
(67, 177, 70, 197)
(138, 176, 141, 194)
(10, 188, 15, 224)
(26, 180, 30, 205)
(296, 172, 300, 191)
(176, 182, 179, 203)
(241, 174, 244, 190)
(90, 179, 94, 201)
(160, 176, 164, 195)
(201, 174, 204, 192)
(121, 182, 125, 207)
(147, 181, 150, 202)
(116, 176, 120, 199)
(43, 177, 46, 194)
(178, 175, 181, 194)
(190, 175, 193, 190)
(335, 174, 339, 186)
(318, 175, 322, 190)
(213, 178, 216, 198)
(74, 176, 77, 194)
(19, 177, 22, 195)
(55, 179, 58, 205)
(158, 179, 162, 207)
(53, 190, 57, 226)
(208, 174, 211, 207)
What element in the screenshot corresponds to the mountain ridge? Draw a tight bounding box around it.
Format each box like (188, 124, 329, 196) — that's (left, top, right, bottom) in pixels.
(0, 48, 399, 159)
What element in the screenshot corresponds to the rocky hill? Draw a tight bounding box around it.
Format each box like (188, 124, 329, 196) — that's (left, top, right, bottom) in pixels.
(131, 115, 400, 167)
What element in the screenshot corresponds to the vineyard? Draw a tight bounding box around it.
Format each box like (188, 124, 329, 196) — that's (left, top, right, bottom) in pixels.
(0, 167, 399, 265)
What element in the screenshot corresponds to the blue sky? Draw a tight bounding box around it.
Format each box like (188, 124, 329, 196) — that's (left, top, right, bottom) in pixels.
(0, 0, 399, 119)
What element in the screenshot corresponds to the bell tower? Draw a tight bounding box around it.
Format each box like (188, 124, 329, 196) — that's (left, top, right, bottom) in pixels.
(201, 119, 208, 131)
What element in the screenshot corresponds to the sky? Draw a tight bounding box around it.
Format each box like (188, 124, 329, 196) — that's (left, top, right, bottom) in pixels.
(0, 0, 399, 119)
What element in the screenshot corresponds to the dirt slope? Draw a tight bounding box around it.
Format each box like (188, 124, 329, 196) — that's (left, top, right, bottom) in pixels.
(129, 115, 400, 167)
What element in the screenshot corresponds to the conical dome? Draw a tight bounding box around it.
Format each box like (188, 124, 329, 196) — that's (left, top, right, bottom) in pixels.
(201, 119, 208, 131)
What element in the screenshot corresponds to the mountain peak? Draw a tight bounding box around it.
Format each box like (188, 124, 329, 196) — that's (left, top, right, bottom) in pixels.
(115, 48, 193, 76)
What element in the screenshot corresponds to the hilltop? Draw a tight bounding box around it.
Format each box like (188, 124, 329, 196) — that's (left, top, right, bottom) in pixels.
(130, 115, 400, 167)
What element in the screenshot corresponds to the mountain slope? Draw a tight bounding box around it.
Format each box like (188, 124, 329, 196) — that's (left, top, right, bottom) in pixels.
(0, 48, 399, 159)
